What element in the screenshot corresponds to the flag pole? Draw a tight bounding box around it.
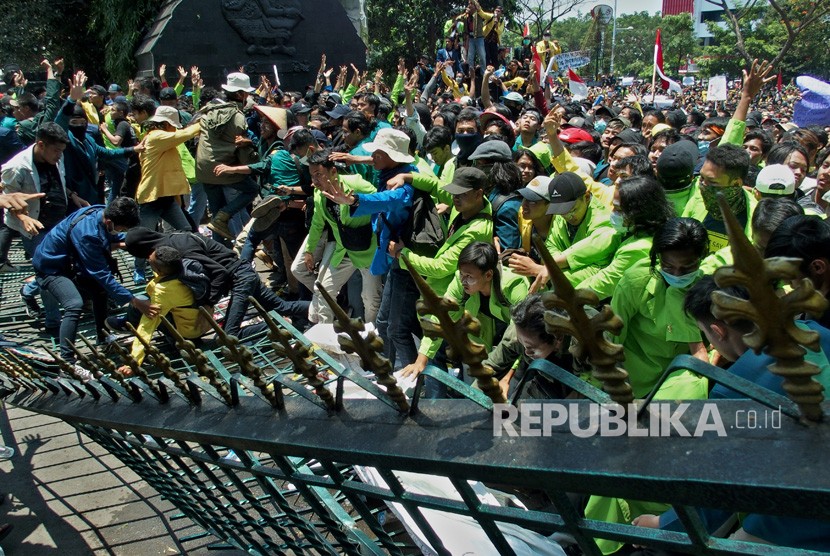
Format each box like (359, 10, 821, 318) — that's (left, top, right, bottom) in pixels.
(651, 60, 657, 103)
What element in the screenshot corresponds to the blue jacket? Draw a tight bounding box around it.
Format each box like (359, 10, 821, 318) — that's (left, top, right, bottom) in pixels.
(352, 164, 417, 276)
(32, 206, 133, 305)
(0, 127, 25, 166)
(488, 190, 522, 251)
(56, 99, 130, 204)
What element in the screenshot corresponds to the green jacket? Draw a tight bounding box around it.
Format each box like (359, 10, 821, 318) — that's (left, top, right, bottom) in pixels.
(306, 174, 377, 269)
(665, 179, 707, 221)
(16, 78, 62, 146)
(420, 268, 529, 359)
(611, 260, 703, 398)
(195, 100, 255, 185)
(545, 196, 621, 284)
(577, 233, 653, 301)
(402, 200, 494, 295)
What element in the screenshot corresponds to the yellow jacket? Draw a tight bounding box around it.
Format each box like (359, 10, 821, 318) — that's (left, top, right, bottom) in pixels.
(136, 125, 200, 204)
(130, 274, 203, 365)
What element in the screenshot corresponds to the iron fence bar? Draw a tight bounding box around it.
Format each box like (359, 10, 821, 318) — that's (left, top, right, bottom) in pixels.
(375, 467, 451, 556)
(448, 476, 517, 556)
(545, 489, 604, 556)
(510, 359, 612, 405)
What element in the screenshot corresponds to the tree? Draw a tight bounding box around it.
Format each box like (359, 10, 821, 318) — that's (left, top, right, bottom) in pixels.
(704, 0, 830, 70)
(88, 0, 164, 83)
(513, 0, 591, 40)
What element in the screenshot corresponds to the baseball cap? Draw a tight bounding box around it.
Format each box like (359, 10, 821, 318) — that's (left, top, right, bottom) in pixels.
(546, 172, 587, 215)
(611, 128, 643, 145)
(517, 176, 553, 202)
(755, 164, 796, 196)
(650, 123, 672, 137)
(310, 129, 330, 146)
(656, 141, 698, 188)
(607, 116, 632, 129)
(558, 127, 593, 144)
(562, 116, 586, 129)
(480, 111, 515, 131)
(502, 91, 525, 104)
(290, 101, 311, 115)
(108, 83, 122, 94)
(468, 140, 512, 162)
(442, 167, 488, 195)
(325, 104, 350, 119)
(595, 105, 618, 119)
(159, 87, 178, 100)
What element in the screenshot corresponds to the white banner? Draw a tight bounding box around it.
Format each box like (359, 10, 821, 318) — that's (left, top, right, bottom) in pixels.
(707, 75, 728, 101)
(553, 50, 591, 70)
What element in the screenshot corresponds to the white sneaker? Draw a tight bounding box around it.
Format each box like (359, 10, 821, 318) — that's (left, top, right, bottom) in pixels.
(72, 364, 94, 382)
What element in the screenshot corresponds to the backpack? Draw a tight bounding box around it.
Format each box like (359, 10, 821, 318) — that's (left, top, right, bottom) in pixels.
(388, 189, 447, 258)
(161, 258, 212, 307)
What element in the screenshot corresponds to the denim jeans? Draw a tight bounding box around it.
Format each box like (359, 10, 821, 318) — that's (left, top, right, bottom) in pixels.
(22, 233, 60, 328)
(135, 196, 191, 275)
(37, 273, 108, 362)
(187, 182, 208, 225)
(240, 216, 305, 264)
(105, 164, 127, 205)
(466, 36, 487, 70)
(375, 267, 421, 370)
(224, 263, 310, 339)
(204, 177, 258, 219)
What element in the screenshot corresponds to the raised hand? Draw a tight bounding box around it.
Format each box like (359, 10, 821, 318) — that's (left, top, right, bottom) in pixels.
(742, 59, 776, 100)
(177, 65, 188, 80)
(54, 57, 65, 75)
(158, 64, 167, 80)
(397, 57, 407, 75)
(69, 71, 87, 102)
(14, 71, 27, 88)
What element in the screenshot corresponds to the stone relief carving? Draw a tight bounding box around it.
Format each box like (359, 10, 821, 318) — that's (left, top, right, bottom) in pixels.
(221, 0, 304, 56)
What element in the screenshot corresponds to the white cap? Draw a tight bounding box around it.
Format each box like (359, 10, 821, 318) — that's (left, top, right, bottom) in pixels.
(222, 72, 255, 93)
(755, 164, 796, 196)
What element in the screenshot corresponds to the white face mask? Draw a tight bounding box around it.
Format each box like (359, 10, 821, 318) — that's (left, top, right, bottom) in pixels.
(659, 268, 700, 289)
(609, 210, 627, 233)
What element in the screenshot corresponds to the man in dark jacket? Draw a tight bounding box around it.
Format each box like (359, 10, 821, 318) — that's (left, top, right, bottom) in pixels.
(124, 227, 310, 338)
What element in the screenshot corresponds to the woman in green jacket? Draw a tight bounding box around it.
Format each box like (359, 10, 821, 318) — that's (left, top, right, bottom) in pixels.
(403, 242, 529, 398)
(611, 217, 710, 398)
(576, 176, 675, 301)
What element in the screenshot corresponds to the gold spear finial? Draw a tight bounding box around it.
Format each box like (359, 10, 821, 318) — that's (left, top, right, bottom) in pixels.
(401, 254, 506, 404)
(125, 322, 196, 404)
(314, 282, 409, 411)
(195, 307, 278, 406)
(101, 331, 164, 399)
(248, 297, 336, 410)
(161, 316, 234, 406)
(532, 234, 634, 405)
(78, 335, 122, 386)
(713, 193, 827, 422)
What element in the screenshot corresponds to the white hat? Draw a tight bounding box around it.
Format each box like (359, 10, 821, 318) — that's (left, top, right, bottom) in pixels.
(363, 128, 414, 164)
(148, 105, 182, 128)
(222, 72, 255, 93)
(755, 164, 796, 196)
(517, 176, 553, 202)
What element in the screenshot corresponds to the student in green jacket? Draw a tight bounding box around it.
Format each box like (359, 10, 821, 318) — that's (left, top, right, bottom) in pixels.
(387, 167, 495, 296)
(531, 172, 621, 291)
(291, 149, 381, 324)
(403, 242, 529, 398)
(611, 217, 710, 398)
(577, 176, 675, 301)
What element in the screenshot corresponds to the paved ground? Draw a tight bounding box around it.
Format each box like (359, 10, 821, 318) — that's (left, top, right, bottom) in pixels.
(0, 403, 244, 556)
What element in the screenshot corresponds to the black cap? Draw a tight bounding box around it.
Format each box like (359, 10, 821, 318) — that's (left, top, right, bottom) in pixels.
(656, 140, 698, 189)
(290, 101, 311, 115)
(159, 87, 178, 100)
(88, 85, 108, 97)
(325, 104, 350, 119)
(442, 167, 488, 195)
(468, 140, 512, 162)
(546, 172, 587, 215)
(612, 128, 643, 145)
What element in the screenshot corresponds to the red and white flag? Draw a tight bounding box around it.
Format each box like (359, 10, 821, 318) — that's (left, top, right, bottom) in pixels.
(654, 29, 681, 93)
(568, 67, 588, 100)
(523, 22, 530, 37)
(531, 46, 544, 87)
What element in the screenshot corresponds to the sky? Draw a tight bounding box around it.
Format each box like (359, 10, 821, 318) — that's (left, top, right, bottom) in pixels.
(562, 0, 664, 19)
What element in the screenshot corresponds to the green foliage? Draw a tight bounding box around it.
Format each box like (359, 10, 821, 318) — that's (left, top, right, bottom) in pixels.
(88, 0, 164, 83)
(365, 0, 520, 76)
(700, 1, 830, 79)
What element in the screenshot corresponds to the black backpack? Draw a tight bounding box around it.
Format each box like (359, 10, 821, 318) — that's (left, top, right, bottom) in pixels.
(388, 189, 447, 258)
(161, 258, 212, 307)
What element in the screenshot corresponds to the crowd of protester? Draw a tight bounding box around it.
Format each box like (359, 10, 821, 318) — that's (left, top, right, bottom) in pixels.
(1, 5, 830, 549)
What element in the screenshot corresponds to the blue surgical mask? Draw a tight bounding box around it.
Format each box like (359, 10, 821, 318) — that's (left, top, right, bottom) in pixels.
(609, 211, 627, 233)
(659, 269, 700, 289)
(595, 119, 607, 133)
(697, 140, 711, 157)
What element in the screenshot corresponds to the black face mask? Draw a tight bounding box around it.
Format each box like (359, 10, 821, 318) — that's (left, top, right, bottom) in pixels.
(456, 132, 483, 163)
(69, 123, 87, 141)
